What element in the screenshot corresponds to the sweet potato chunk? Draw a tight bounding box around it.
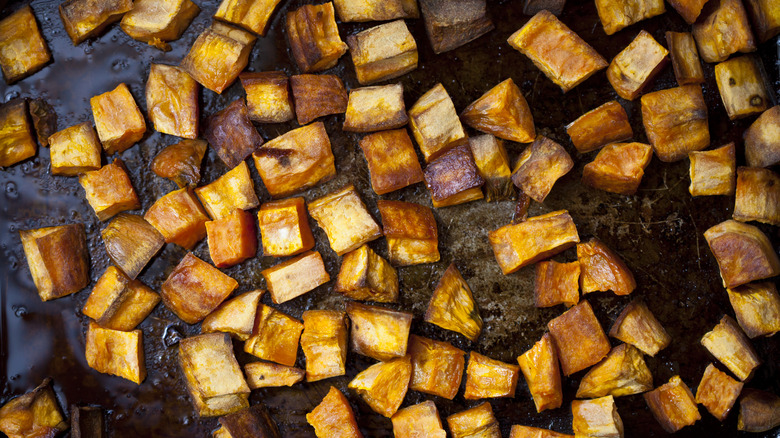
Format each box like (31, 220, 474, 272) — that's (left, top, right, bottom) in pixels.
(693, 0, 756, 63)
(0, 379, 67, 438)
(577, 343, 652, 399)
(744, 0, 780, 42)
(566, 101, 633, 154)
(470, 135, 513, 202)
(408, 83, 467, 162)
(688, 143, 737, 197)
(377, 200, 439, 266)
(286, 2, 347, 73)
(59, 0, 132, 45)
(306, 387, 363, 438)
(577, 238, 636, 296)
(511, 136, 573, 203)
(290, 74, 348, 125)
(667, 0, 709, 23)
(90, 83, 146, 155)
(517, 333, 562, 412)
(425, 145, 485, 207)
(571, 395, 624, 438)
(348, 355, 411, 418)
(408, 334, 465, 400)
(465, 352, 520, 400)
(0, 6, 51, 84)
(738, 389, 780, 432)
(70, 405, 104, 438)
(666, 31, 704, 85)
(424, 263, 483, 341)
(217, 404, 281, 438)
(727, 282, 780, 338)
(308, 185, 382, 256)
(146, 64, 198, 138)
(534, 260, 580, 308)
(214, 0, 281, 36)
(160, 253, 238, 324)
(595, 0, 664, 35)
(257, 197, 314, 257)
(333, 0, 418, 22)
(120, 0, 199, 47)
(419, 0, 493, 54)
(703, 219, 780, 288)
(0, 99, 36, 167)
(609, 299, 670, 357)
(547, 300, 610, 376)
(607, 30, 668, 101)
(744, 105, 780, 167)
(20, 223, 89, 301)
(346, 302, 412, 361)
(180, 22, 256, 93)
(86, 321, 145, 384)
(391, 401, 446, 438)
(507, 10, 607, 92)
(80, 159, 140, 221)
(347, 20, 418, 85)
(509, 425, 573, 438)
(152, 140, 206, 188)
(202, 289, 263, 341)
(734, 167, 780, 225)
(344, 84, 408, 133)
(206, 208, 257, 268)
(696, 363, 743, 421)
(262, 251, 330, 304)
(301, 310, 349, 382)
(582, 142, 653, 196)
(244, 361, 304, 389)
(240, 71, 294, 123)
(196, 162, 259, 220)
(336, 245, 398, 303)
(244, 304, 303, 366)
(205, 99, 264, 169)
(641, 85, 709, 162)
(461, 78, 535, 143)
(701, 315, 761, 381)
(28, 98, 56, 148)
(83, 266, 160, 330)
(447, 403, 501, 438)
(144, 187, 209, 249)
(359, 129, 423, 195)
(49, 122, 102, 176)
(715, 55, 771, 120)
(644, 376, 700, 432)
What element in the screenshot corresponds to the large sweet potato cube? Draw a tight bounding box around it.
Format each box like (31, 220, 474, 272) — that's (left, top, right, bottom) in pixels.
(425, 145, 485, 208)
(408, 83, 467, 162)
(151, 139, 207, 188)
(689, 143, 736, 197)
(607, 30, 668, 101)
(195, 162, 259, 220)
(79, 159, 140, 221)
(715, 55, 771, 120)
(257, 197, 314, 257)
(408, 334, 465, 400)
(333, 0, 418, 22)
(566, 101, 632, 154)
(286, 2, 347, 73)
(419, 0, 493, 54)
(507, 10, 607, 92)
(447, 403, 501, 438)
(696, 363, 743, 421)
(583, 142, 653, 196)
(701, 315, 761, 381)
(49, 122, 102, 176)
(744, 105, 780, 168)
(641, 85, 709, 162)
(535, 260, 579, 308)
(244, 304, 303, 366)
(201, 289, 263, 341)
(693, 0, 756, 63)
(744, 0, 780, 42)
(391, 401, 446, 438)
(0, 6, 51, 84)
(359, 129, 423, 195)
(20, 223, 89, 301)
(0, 99, 36, 168)
(243, 361, 304, 389)
(734, 167, 780, 225)
(347, 20, 418, 85)
(206, 208, 257, 268)
(262, 251, 330, 304)
(83, 266, 160, 330)
(146, 64, 198, 139)
(465, 351, 520, 400)
(727, 282, 780, 338)
(90, 83, 146, 155)
(737, 389, 780, 432)
(144, 187, 210, 249)
(346, 302, 412, 361)
(0, 379, 67, 438)
(308, 184, 382, 255)
(306, 387, 362, 438)
(377, 200, 439, 266)
(216, 404, 281, 437)
(470, 135, 513, 202)
(547, 300, 610, 376)
(214, 0, 281, 36)
(180, 22, 256, 94)
(703, 220, 780, 288)
(336, 245, 398, 302)
(577, 238, 636, 296)
(425, 263, 483, 342)
(86, 321, 145, 384)
(290, 74, 348, 125)
(301, 310, 349, 382)
(594, 0, 665, 35)
(59, 0, 132, 45)
(240, 71, 294, 123)
(666, 31, 704, 85)
(571, 395, 624, 438)
(609, 299, 670, 357)
(517, 333, 562, 412)
(205, 99, 264, 169)
(344, 84, 408, 133)
(348, 355, 411, 418)
(461, 78, 535, 143)
(577, 343, 652, 399)
(120, 0, 199, 48)
(644, 376, 700, 432)
(667, 0, 709, 23)
(509, 425, 573, 438)
(511, 136, 573, 203)
(160, 253, 238, 324)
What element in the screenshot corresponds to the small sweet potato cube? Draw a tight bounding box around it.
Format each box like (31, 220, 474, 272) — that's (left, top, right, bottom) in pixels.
(262, 251, 330, 304)
(359, 129, 423, 195)
(59, 0, 132, 45)
(348, 355, 411, 418)
(447, 403, 501, 438)
(28, 98, 56, 148)
(347, 20, 418, 85)
(70, 405, 104, 438)
(408, 83, 467, 162)
(206, 208, 257, 268)
(489, 210, 580, 275)
(641, 85, 709, 162)
(715, 55, 771, 120)
(240, 71, 294, 123)
(290, 74, 348, 125)
(644, 376, 700, 432)
(146, 64, 198, 139)
(152, 139, 207, 188)
(727, 282, 780, 338)
(244, 304, 303, 366)
(461, 78, 535, 143)
(408, 334, 465, 400)
(257, 197, 314, 257)
(333, 0, 418, 22)
(571, 395, 624, 438)
(701, 315, 761, 381)
(120, 0, 199, 47)
(144, 187, 210, 249)
(577, 238, 636, 296)
(180, 22, 256, 94)
(696, 363, 743, 421)
(425, 145, 485, 207)
(346, 302, 412, 361)
(465, 351, 520, 400)
(377, 200, 439, 266)
(703, 220, 780, 288)
(737, 389, 780, 432)
(79, 159, 140, 221)
(594, 0, 665, 35)
(20, 223, 89, 301)
(693, 0, 756, 63)
(308, 185, 382, 256)
(286, 2, 347, 73)
(511, 136, 573, 203)
(509, 425, 573, 438)
(244, 361, 304, 389)
(577, 343, 653, 399)
(566, 101, 633, 154)
(609, 299, 670, 357)
(49, 122, 102, 176)
(419, 0, 493, 54)
(689, 143, 737, 197)
(0, 6, 51, 84)
(214, 0, 282, 36)
(336, 245, 398, 303)
(82, 266, 157, 329)
(0, 99, 36, 168)
(744, 105, 780, 168)
(160, 253, 238, 324)
(583, 142, 653, 196)
(507, 11, 607, 92)
(666, 31, 704, 85)
(734, 167, 780, 225)
(534, 260, 579, 308)
(202, 289, 263, 341)
(470, 135, 513, 202)
(547, 300, 610, 376)
(344, 84, 408, 133)
(217, 404, 281, 437)
(86, 321, 145, 384)
(517, 333, 562, 412)
(667, 0, 709, 23)
(424, 263, 483, 341)
(252, 122, 336, 198)
(744, 0, 780, 42)
(205, 99, 264, 169)
(179, 333, 250, 417)
(0, 379, 67, 438)
(301, 310, 349, 382)
(90, 83, 146, 155)
(196, 162, 259, 220)
(607, 30, 668, 101)
(392, 401, 446, 438)
(306, 387, 363, 438)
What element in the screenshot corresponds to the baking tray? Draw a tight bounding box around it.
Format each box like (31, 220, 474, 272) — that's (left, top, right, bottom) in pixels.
(1, 0, 779, 436)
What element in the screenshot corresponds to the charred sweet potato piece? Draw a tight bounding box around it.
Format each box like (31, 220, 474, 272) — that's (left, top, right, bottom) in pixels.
(470, 135, 513, 202)
(217, 404, 281, 438)
(689, 143, 737, 197)
(286, 2, 347, 73)
(83, 266, 160, 329)
(347, 20, 418, 85)
(734, 167, 780, 225)
(214, 0, 281, 36)
(257, 197, 314, 257)
(336, 245, 398, 303)
(252, 122, 336, 198)
(359, 129, 423, 195)
(262, 251, 330, 304)
(595, 0, 665, 35)
(566, 101, 633, 154)
(744, 0, 780, 42)
(461, 78, 535, 143)
(59, 0, 132, 45)
(206, 208, 257, 268)
(704, 220, 780, 288)
(507, 10, 607, 92)
(290, 74, 348, 125)
(489, 210, 580, 275)
(333, 0, 418, 22)
(346, 302, 412, 361)
(609, 300, 669, 358)
(583, 142, 653, 196)
(344, 84, 408, 133)
(577, 238, 636, 296)
(667, 0, 709, 23)
(666, 32, 704, 86)
(152, 139, 207, 188)
(577, 343, 652, 399)
(419, 0, 493, 54)
(727, 282, 780, 338)
(424, 263, 483, 341)
(70, 405, 104, 438)
(465, 352, 520, 400)
(641, 84, 709, 162)
(715, 55, 771, 120)
(244, 361, 305, 389)
(391, 401, 446, 438)
(693, 0, 756, 63)
(447, 402, 501, 438)
(607, 30, 668, 101)
(160, 253, 238, 324)
(205, 99, 264, 169)
(309, 185, 382, 255)
(202, 289, 263, 341)
(240, 71, 294, 123)
(90, 83, 146, 155)
(348, 355, 411, 418)
(144, 187, 209, 249)
(0, 6, 50, 84)
(425, 145, 485, 207)
(20, 223, 89, 301)
(49, 122, 102, 176)
(572, 395, 624, 438)
(146, 64, 198, 138)
(306, 387, 363, 438)
(180, 22, 256, 93)
(511, 136, 573, 203)
(644, 376, 700, 432)
(509, 425, 573, 438)
(29, 98, 57, 148)
(738, 389, 780, 432)
(547, 300, 611, 376)
(301, 310, 349, 382)
(517, 333, 563, 412)
(744, 105, 780, 168)
(86, 321, 145, 384)
(245, 304, 303, 366)
(79, 159, 140, 221)
(120, 0, 199, 48)
(408, 335, 465, 400)
(0, 379, 67, 438)
(196, 162, 259, 220)
(701, 315, 761, 381)
(0, 99, 36, 168)
(377, 200, 439, 266)
(409, 83, 467, 162)
(696, 363, 743, 421)
(534, 260, 580, 308)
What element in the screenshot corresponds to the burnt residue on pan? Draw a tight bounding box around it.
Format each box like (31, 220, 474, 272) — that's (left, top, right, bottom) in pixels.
(1, 0, 779, 437)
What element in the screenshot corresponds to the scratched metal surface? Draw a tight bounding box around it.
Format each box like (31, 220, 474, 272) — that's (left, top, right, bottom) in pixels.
(1, 0, 779, 436)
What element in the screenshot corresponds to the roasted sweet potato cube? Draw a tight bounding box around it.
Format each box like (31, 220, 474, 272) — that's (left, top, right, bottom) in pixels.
(333, 0, 418, 22)
(391, 400, 446, 438)
(196, 163, 259, 221)
(348, 355, 411, 418)
(447, 403, 501, 438)
(120, 0, 199, 47)
(509, 425, 573, 438)
(152, 139, 207, 188)
(666, 31, 704, 85)
(286, 2, 347, 73)
(344, 84, 408, 133)
(205, 99, 263, 169)
(408, 83, 467, 162)
(566, 101, 633, 154)
(701, 315, 761, 381)
(703, 220, 780, 288)
(146, 64, 198, 138)
(534, 260, 579, 308)
(206, 208, 257, 268)
(80, 159, 140, 221)
(252, 122, 336, 198)
(0, 6, 50, 84)
(262, 251, 330, 304)
(547, 300, 610, 376)
(425, 145, 485, 207)
(240, 71, 294, 123)
(95, 278, 159, 332)
(214, 0, 281, 36)
(688, 143, 736, 197)
(144, 187, 210, 249)
(583, 142, 653, 196)
(641, 85, 709, 162)
(424, 263, 483, 341)
(744, 0, 780, 42)
(734, 167, 780, 225)
(309, 185, 382, 255)
(644, 376, 700, 432)
(217, 404, 281, 438)
(727, 282, 780, 338)
(594, 0, 665, 35)
(160, 253, 238, 324)
(507, 10, 607, 92)
(715, 55, 772, 120)
(20, 223, 89, 301)
(179, 332, 250, 417)
(572, 395, 624, 438)
(377, 200, 439, 266)
(301, 310, 349, 382)
(59, 0, 132, 45)
(359, 129, 423, 195)
(693, 0, 756, 63)
(607, 30, 668, 101)
(419, 0, 493, 54)
(489, 210, 580, 275)
(180, 22, 256, 94)
(346, 302, 412, 361)
(244, 361, 304, 389)
(667, 0, 709, 23)
(738, 389, 780, 432)
(517, 333, 562, 412)
(696, 363, 743, 421)
(49, 122, 102, 176)
(461, 78, 535, 144)
(0, 99, 36, 168)
(469, 135, 513, 202)
(290, 74, 348, 125)
(511, 136, 573, 203)
(83, 266, 151, 328)
(202, 289, 263, 341)
(306, 387, 363, 438)
(90, 83, 146, 155)
(577, 238, 636, 296)
(347, 20, 418, 85)
(465, 351, 520, 400)
(29, 98, 56, 148)
(336, 245, 398, 303)
(86, 321, 145, 384)
(70, 405, 104, 438)
(408, 334, 465, 400)
(577, 343, 652, 399)
(245, 304, 303, 366)
(0, 379, 67, 438)
(256, 198, 312, 257)
(609, 301, 667, 358)
(745, 105, 780, 168)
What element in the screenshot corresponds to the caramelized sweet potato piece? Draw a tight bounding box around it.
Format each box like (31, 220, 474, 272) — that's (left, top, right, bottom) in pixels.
(583, 142, 653, 196)
(79, 159, 140, 221)
(94, 278, 159, 332)
(408, 334, 465, 400)
(70, 405, 104, 438)
(607, 30, 668, 101)
(333, 0, 418, 22)
(465, 351, 520, 400)
(359, 128, 423, 195)
(244, 362, 304, 389)
(306, 387, 363, 438)
(144, 187, 209, 249)
(347, 20, 418, 85)
(703, 219, 780, 288)
(205, 99, 264, 169)
(535, 260, 580, 308)
(715, 55, 772, 120)
(301, 310, 349, 382)
(240, 71, 294, 123)
(83, 266, 160, 330)
(644, 376, 700, 432)
(244, 304, 303, 366)
(419, 0, 493, 54)
(120, 0, 199, 47)
(509, 425, 573, 438)
(701, 315, 761, 381)
(744, 0, 780, 42)
(666, 31, 705, 85)
(447, 402, 501, 438)
(86, 321, 145, 384)
(49, 122, 102, 176)
(262, 251, 330, 304)
(744, 105, 780, 167)
(308, 185, 382, 256)
(517, 333, 562, 412)
(461, 78, 535, 143)
(348, 355, 411, 418)
(693, 0, 756, 63)
(577, 238, 636, 296)
(346, 302, 412, 361)
(160, 253, 238, 324)
(594, 0, 665, 35)
(511, 136, 573, 202)
(206, 208, 257, 268)
(151, 139, 207, 188)
(146, 64, 198, 138)
(336, 245, 398, 303)
(727, 282, 780, 338)
(408, 83, 467, 162)
(566, 101, 633, 154)
(425, 144, 485, 207)
(667, 0, 709, 23)
(641, 84, 709, 162)
(195, 162, 259, 220)
(290, 74, 348, 125)
(214, 0, 281, 36)
(0, 99, 36, 168)
(571, 395, 624, 438)
(469, 135, 514, 202)
(217, 404, 281, 438)
(344, 84, 408, 133)
(202, 289, 263, 341)
(391, 401, 446, 438)
(696, 363, 743, 421)
(90, 83, 146, 155)
(286, 2, 347, 73)
(377, 200, 439, 266)
(257, 197, 314, 257)
(577, 343, 652, 398)
(609, 299, 670, 356)
(30, 99, 57, 148)
(547, 300, 611, 376)
(59, 0, 132, 45)
(425, 263, 483, 341)
(734, 167, 780, 225)
(0, 6, 51, 83)
(689, 143, 737, 197)
(738, 389, 780, 432)
(180, 22, 256, 93)
(0, 379, 67, 438)
(20, 223, 89, 301)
